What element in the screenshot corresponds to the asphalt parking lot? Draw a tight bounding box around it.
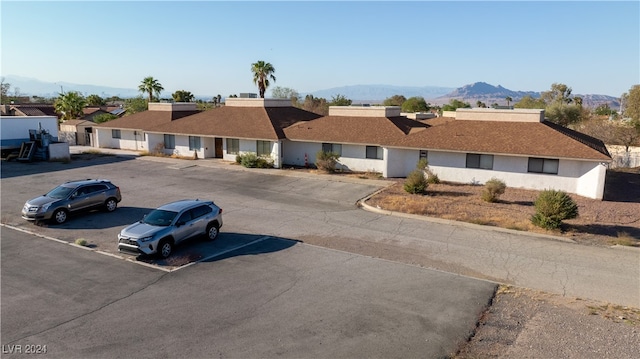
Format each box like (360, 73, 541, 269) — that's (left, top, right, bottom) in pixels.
(1, 155, 498, 358)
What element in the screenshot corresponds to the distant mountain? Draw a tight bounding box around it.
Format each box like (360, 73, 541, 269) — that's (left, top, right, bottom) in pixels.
(2, 75, 144, 98)
(2, 76, 620, 109)
(436, 82, 620, 109)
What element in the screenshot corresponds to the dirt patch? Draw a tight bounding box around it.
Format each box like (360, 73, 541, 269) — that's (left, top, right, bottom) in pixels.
(365, 168, 640, 248)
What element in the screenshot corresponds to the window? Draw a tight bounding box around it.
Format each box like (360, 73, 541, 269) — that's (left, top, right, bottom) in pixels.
(112, 129, 121, 139)
(164, 134, 175, 149)
(466, 154, 494, 169)
(257, 140, 271, 157)
(226, 138, 239, 155)
(419, 150, 428, 159)
(190, 205, 212, 219)
(528, 158, 559, 174)
(322, 143, 342, 156)
(189, 136, 201, 151)
(366, 146, 383, 160)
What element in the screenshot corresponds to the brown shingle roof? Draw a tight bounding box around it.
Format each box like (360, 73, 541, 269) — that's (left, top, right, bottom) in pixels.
(283, 116, 429, 145)
(388, 119, 611, 161)
(95, 110, 200, 130)
(149, 106, 321, 140)
(10, 104, 58, 117)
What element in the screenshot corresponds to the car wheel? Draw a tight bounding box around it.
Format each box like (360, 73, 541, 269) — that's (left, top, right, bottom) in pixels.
(158, 239, 173, 259)
(104, 198, 118, 212)
(206, 223, 219, 241)
(52, 209, 68, 224)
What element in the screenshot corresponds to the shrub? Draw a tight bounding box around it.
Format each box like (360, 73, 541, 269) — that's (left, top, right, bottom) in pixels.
(482, 178, 506, 202)
(404, 169, 428, 194)
(238, 153, 273, 168)
(426, 173, 440, 184)
(531, 189, 579, 229)
(316, 151, 340, 172)
(75, 238, 88, 246)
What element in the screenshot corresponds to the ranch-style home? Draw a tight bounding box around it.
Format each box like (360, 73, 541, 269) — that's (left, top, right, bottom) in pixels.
(93, 99, 611, 199)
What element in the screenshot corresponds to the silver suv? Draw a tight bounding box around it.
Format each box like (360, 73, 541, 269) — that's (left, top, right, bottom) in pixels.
(117, 199, 223, 258)
(22, 179, 122, 224)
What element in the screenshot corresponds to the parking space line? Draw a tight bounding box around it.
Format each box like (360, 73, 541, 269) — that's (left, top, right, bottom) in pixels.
(174, 236, 272, 272)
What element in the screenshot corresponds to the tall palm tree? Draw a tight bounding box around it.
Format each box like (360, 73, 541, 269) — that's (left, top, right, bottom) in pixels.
(251, 61, 276, 98)
(138, 76, 164, 102)
(54, 91, 86, 122)
(505, 96, 512, 107)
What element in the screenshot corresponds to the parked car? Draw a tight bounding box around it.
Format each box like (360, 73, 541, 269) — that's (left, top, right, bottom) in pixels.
(117, 199, 223, 259)
(22, 179, 122, 224)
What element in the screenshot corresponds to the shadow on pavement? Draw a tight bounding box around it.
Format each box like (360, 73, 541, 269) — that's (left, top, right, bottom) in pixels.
(0, 154, 137, 179)
(35, 206, 154, 230)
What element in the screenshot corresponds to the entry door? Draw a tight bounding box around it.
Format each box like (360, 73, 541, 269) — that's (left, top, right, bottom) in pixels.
(215, 138, 223, 158)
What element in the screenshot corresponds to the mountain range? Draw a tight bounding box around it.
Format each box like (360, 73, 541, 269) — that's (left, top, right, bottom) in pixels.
(1, 75, 620, 109)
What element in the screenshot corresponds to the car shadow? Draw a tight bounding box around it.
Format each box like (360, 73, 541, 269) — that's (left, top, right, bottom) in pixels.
(0, 154, 137, 179)
(37, 206, 154, 229)
(135, 233, 299, 267)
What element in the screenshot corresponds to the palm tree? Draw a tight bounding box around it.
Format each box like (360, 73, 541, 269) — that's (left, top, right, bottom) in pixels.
(251, 61, 276, 98)
(138, 76, 164, 102)
(54, 91, 86, 122)
(505, 96, 512, 107)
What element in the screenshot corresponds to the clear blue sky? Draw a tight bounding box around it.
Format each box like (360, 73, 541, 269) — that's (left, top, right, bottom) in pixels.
(1, 1, 638, 97)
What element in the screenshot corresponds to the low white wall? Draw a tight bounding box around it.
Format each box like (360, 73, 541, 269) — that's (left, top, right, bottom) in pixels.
(427, 150, 605, 199)
(49, 142, 70, 161)
(282, 141, 384, 173)
(386, 148, 422, 177)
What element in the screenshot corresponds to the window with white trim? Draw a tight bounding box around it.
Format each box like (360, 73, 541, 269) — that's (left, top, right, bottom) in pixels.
(466, 154, 494, 169)
(528, 158, 559, 174)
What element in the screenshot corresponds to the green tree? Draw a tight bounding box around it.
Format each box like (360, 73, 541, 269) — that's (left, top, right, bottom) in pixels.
(545, 102, 582, 127)
(401, 96, 430, 112)
(1, 77, 10, 104)
(251, 60, 276, 98)
(105, 95, 123, 104)
(93, 113, 118, 123)
(54, 91, 86, 121)
(624, 85, 640, 121)
(442, 99, 471, 111)
(594, 104, 615, 116)
(86, 94, 106, 106)
(514, 95, 546, 109)
(172, 90, 194, 102)
(301, 94, 328, 115)
(271, 86, 299, 100)
(138, 76, 164, 102)
(541, 83, 573, 105)
(124, 96, 148, 115)
(383, 95, 407, 106)
(329, 94, 352, 106)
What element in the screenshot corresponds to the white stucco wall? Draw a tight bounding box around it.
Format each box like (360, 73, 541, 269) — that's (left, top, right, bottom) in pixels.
(94, 128, 146, 151)
(427, 150, 605, 199)
(282, 141, 384, 173)
(222, 138, 280, 167)
(386, 148, 423, 177)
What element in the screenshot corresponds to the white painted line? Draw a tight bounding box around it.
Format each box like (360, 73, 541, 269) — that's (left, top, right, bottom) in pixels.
(128, 258, 172, 273)
(171, 236, 272, 272)
(2, 224, 68, 244)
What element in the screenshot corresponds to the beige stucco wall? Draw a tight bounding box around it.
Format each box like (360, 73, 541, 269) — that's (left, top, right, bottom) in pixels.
(329, 106, 401, 117)
(148, 102, 198, 111)
(225, 98, 292, 108)
(455, 108, 544, 122)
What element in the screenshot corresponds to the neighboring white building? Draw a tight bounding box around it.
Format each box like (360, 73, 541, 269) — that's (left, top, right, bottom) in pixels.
(94, 102, 612, 199)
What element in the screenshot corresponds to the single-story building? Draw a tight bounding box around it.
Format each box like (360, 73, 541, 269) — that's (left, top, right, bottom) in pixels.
(93, 100, 611, 199)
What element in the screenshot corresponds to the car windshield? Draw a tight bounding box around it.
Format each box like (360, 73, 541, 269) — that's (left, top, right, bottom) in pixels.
(46, 185, 75, 199)
(142, 209, 178, 227)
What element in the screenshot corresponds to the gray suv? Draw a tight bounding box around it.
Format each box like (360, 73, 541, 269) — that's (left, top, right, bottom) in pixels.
(22, 179, 122, 224)
(117, 199, 223, 259)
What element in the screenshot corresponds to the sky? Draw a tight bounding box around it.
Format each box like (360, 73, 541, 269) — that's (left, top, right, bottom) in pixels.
(1, 1, 638, 98)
